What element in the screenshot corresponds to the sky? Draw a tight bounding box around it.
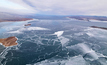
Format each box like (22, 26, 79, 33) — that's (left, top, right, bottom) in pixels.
(0, 0, 107, 16)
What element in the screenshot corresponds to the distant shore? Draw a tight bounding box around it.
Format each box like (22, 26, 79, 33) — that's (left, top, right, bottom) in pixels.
(0, 18, 33, 22)
(91, 26, 107, 30)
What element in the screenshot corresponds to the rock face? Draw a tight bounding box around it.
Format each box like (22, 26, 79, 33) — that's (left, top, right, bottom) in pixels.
(0, 36, 18, 47)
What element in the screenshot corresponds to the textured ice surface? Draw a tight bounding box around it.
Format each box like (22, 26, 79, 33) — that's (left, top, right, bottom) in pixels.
(0, 19, 107, 65)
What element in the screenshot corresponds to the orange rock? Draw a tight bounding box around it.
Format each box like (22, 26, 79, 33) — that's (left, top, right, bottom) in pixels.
(0, 36, 18, 47)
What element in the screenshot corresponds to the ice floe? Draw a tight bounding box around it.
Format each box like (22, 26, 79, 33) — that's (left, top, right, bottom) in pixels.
(54, 31, 69, 46)
(54, 31, 64, 37)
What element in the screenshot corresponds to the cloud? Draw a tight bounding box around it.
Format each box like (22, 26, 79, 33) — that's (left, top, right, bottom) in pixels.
(0, 0, 37, 14)
(1, 0, 107, 16)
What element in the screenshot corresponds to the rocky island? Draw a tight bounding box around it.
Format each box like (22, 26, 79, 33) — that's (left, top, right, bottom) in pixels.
(0, 36, 18, 47)
(25, 24, 31, 26)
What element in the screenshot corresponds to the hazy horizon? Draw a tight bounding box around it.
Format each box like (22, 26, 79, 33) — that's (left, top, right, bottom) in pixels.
(0, 0, 107, 16)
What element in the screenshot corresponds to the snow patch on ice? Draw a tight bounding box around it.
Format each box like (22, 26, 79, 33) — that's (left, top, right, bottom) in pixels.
(84, 27, 107, 39)
(27, 27, 50, 31)
(90, 20, 107, 23)
(8, 30, 22, 33)
(8, 27, 50, 33)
